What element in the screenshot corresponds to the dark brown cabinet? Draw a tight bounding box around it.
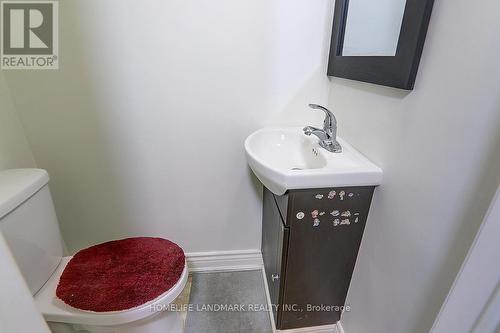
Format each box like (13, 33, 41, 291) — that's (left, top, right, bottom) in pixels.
(262, 186, 375, 330)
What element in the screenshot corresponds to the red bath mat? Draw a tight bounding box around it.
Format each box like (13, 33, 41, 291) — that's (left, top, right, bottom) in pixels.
(56, 237, 185, 312)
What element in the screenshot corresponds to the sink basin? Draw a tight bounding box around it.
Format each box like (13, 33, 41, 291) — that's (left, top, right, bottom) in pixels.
(244, 127, 382, 195)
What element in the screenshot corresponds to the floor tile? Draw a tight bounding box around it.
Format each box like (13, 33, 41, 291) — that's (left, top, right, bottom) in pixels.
(185, 270, 272, 333)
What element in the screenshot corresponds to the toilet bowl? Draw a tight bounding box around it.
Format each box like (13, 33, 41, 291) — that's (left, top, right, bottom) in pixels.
(0, 169, 188, 333)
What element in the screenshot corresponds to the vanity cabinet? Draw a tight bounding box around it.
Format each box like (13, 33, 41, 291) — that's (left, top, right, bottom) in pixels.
(262, 186, 375, 329)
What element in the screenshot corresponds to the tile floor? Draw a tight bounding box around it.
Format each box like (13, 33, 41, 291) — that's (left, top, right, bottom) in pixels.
(182, 270, 273, 333)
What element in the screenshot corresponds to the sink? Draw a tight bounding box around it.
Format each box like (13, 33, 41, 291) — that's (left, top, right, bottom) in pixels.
(244, 127, 382, 195)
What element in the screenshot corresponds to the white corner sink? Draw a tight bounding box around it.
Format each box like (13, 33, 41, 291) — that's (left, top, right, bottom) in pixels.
(244, 127, 382, 195)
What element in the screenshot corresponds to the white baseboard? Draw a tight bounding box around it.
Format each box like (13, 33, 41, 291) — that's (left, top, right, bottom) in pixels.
(185, 249, 263, 273)
(277, 324, 339, 333)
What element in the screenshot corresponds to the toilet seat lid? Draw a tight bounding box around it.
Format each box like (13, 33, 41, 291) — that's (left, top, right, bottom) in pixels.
(56, 237, 185, 312)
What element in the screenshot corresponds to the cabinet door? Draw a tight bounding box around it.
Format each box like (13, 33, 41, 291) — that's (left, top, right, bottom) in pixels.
(281, 186, 375, 329)
(261, 188, 288, 325)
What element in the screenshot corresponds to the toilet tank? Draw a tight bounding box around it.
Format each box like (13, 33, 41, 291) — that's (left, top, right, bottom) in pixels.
(0, 169, 64, 295)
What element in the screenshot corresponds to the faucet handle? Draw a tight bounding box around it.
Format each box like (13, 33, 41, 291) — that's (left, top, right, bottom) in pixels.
(308, 104, 336, 131)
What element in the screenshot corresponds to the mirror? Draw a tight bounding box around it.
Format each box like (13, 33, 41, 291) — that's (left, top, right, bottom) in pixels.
(342, 0, 406, 56)
(328, 0, 435, 90)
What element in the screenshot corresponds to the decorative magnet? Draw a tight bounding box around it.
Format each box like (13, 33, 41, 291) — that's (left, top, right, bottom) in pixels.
(333, 219, 340, 226)
(341, 211, 351, 217)
(315, 194, 324, 199)
(354, 217, 359, 223)
(296, 212, 305, 220)
(319, 211, 325, 216)
(311, 210, 319, 218)
(330, 210, 340, 217)
(327, 191, 336, 199)
(313, 218, 320, 227)
(339, 190, 345, 200)
(340, 219, 350, 225)
(348, 192, 354, 198)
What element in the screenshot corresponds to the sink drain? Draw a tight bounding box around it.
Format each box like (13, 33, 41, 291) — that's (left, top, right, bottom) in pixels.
(290, 167, 302, 170)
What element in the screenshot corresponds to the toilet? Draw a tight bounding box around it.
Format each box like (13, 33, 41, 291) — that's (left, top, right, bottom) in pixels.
(0, 168, 188, 333)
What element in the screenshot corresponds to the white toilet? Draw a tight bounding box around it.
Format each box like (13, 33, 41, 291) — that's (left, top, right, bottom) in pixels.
(0, 168, 188, 333)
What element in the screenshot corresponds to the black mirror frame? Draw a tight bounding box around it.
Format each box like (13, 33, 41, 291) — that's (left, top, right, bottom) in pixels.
(327, 0, 435, 90)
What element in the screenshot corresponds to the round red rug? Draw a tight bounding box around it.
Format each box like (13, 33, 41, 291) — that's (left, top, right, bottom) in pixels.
(56, 237, 185, 312)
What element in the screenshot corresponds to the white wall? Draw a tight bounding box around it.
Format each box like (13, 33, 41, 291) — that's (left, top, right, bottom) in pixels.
(328, 0, 500, 332)
(4, 0, 334, 253)
(430, 187, 500, 333)
(0, 74, 41, 330)
(0, 73, 35, 170)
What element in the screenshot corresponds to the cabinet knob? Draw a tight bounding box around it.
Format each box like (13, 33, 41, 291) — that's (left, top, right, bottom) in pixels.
(271, 274, 280, 282)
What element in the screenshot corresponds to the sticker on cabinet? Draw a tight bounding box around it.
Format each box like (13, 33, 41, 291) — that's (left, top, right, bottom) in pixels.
(340, 219, 350, 225)
(339, 191, 345, 200)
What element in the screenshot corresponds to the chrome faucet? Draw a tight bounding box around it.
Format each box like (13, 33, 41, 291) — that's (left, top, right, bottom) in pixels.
(303, 104, 342, 153)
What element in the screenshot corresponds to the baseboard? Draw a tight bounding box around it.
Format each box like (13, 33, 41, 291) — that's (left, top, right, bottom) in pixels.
(185, 249, 263, 273)
(261, 268, 339, 333)
(276, 324, 339, 333)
